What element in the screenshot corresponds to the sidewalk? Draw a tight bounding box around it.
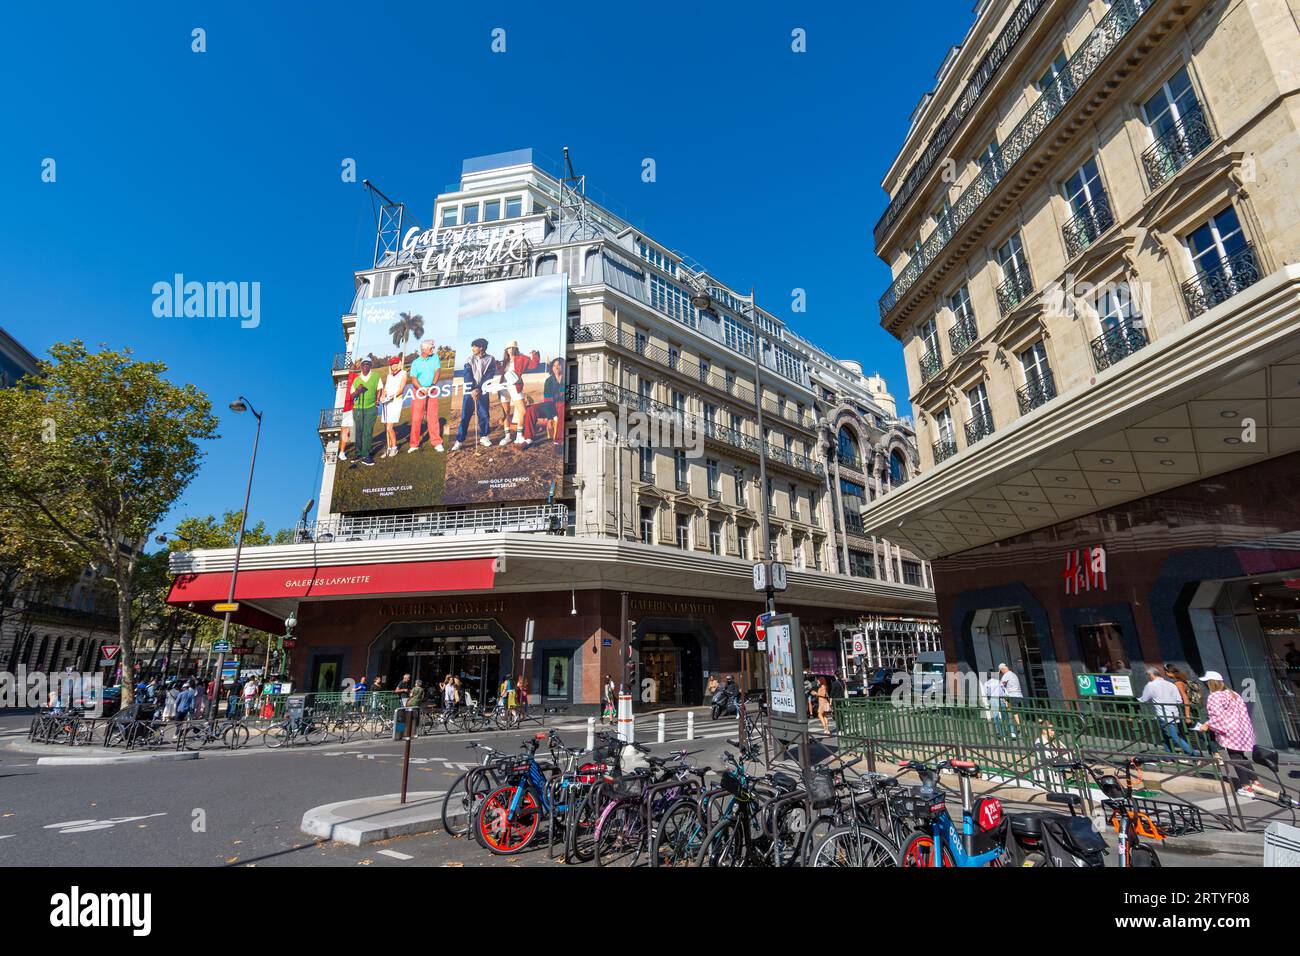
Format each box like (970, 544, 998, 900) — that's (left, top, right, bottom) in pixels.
(3, 736, 200, 765)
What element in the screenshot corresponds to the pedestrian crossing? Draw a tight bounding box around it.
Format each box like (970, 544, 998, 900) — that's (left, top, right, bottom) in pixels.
(542, 710, 825, 746)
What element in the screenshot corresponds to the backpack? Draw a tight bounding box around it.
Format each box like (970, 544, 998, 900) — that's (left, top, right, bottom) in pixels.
(1186, 679, 1204, 710)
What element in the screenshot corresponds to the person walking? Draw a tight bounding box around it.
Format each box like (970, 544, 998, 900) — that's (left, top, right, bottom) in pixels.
(705, 674, 719, 697)
(395, 673, 412, 706)
(162, 682, 179, 721)
(815, 676, 833, 734)
(407, 340, 444, 453)
(193, 678, 209, 718)
(176, 681, 196, 722)
(408, 679, 425, 713)
(1164, 664, 1193, 720)
(517, 675, 529, 718)
(1193, 672, 1257, 797)
(1138, 666, 1195, 756)
(998, 663, 1022, 739)
(983, 671, 1007, 738)
(241, 676, 259, 719)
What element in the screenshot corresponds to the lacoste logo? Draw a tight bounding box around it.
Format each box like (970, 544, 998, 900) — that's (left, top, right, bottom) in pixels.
(49, 886, 151, 936)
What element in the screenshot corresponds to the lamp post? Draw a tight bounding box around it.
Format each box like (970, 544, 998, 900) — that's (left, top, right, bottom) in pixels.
(211, 396, 262, 727)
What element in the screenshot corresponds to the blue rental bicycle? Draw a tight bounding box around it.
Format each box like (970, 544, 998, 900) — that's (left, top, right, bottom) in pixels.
(896, 759, 1009, 867)
(475, 731, 585, 855)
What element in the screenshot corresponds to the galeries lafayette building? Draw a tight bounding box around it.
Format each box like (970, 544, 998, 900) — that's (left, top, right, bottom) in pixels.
(166, 534, 936, 711)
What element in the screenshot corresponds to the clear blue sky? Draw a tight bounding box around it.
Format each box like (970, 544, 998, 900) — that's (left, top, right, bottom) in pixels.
(0, 0, 976, 537)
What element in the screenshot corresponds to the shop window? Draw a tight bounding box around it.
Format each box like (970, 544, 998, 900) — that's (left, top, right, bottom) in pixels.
(902, 560, 923, 587)
(541, 650, 573, 703)
(1076, 623, 1129, 675)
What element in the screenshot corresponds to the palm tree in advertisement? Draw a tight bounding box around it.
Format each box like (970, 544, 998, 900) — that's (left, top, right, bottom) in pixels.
(389, 312, 424, 359)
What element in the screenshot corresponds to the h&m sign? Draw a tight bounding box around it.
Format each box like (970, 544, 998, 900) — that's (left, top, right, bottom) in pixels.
(1063, 545, 1107, 595)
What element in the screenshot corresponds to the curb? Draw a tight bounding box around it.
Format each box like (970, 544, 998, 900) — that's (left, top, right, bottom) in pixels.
(301, 791, 445, 846)
(36, 751, 201, 766)
(1164, 831, 1265, 857)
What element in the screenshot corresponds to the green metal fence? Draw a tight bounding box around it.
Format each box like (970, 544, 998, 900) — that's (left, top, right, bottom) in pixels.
(250, 691, 401, 721)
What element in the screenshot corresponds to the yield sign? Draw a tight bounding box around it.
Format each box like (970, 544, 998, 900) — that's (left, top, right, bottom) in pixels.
(101, 645, 120, 660)
(730, 620, 752, 642)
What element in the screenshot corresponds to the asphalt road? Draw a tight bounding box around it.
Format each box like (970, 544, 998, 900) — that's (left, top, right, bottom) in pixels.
(0, 710, 1264, 868)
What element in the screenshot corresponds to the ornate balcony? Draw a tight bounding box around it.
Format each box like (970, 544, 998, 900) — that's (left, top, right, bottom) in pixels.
(964, 412, 995, 447)
(1142, 108, 1213, 191)
(1016, 370, 1057, 416)
(919, 348, 944, 384)
(996, 268, 1034, 316)
(878, 0, 1156, 320)
(1090, 322, 1149, 371)
(1180, 245, 1263, 317)
(932, 439, 958, 464)
(1061, 195, 1115, 260)
(837, 452, 864, 473)
(948, 316, 979, 357)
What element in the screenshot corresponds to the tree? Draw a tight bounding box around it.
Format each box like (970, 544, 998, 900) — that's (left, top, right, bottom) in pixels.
(0, 341, 218, 708)
(389, 311, 424, 355)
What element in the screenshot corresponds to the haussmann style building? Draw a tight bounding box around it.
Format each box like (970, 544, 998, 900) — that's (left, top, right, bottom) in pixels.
(861, 0, 1300, 750)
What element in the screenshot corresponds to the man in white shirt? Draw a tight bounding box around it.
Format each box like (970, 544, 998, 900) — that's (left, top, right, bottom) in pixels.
(1138, 667, 1195, 755)
(983, 673, 1006, 738)
(997, 664, 1021, 738)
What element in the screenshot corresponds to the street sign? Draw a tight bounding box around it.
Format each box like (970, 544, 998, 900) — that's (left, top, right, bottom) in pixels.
(755, 613, 770, 650)
(101, 645, 120, 661)
(732, 640, 751, 650)
(730, 620, 752, 642)
(1077, 673, 1134, 698)
(213, 641, 231, 653)
(752, 561, 788, 593)
(212, 602, 240, 613)
(602, 638, 612, 647)
(852, 633, 866, 657)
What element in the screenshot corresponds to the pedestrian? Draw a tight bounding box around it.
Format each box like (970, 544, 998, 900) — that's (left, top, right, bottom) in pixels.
(1164, 663, 1192, 720)
(193, 678, 208, 718)
(1138, 666, 1195, 756)
(162, 682, 179, 721)
(997, 663, 1022, 739)
(176, 681, 196, 722)
(242, 676, 259, 718)
(396, 673, 412, 706)
(603, 674, 616, 725)
(354, 675, 368, 704)
(815, 676, 832, 734)
(705, 673, 719, 696)
(983, 670, 1007, 738)
(408, 679, 425, 710)
(441, 674, 456, 715)
(517, 675, 529, 718)
(1193, 672, 1257, 797)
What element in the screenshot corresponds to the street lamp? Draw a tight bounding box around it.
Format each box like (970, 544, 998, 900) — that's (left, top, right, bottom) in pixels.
(211, 396, 263, 727)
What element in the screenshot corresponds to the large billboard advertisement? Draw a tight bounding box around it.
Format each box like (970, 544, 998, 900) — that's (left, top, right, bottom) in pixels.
(331, 273, 567, 513)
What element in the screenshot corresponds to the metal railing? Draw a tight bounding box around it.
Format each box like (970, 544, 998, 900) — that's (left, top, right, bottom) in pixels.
(1142, 107, 1214, 190)
(964, 412, 995, 446)
(879, 0, 1156, 319)
(932, 438, 958, 464)
(567, 382, 824, 477)
(837, 452, 864, 473)
(1180, 244, 1263, 317)
(331, 352, 353, 373)
(1061, 194, 1115, 259)
(569, 322, 816, 431)
(295, 504, 569, 542)
(1091, 321, 1150, 371)
(995, 268, 1034, 315)
(918, 348, 943, 384)
(948, 316, 979, 357)
(1016, 370, 1057, 415)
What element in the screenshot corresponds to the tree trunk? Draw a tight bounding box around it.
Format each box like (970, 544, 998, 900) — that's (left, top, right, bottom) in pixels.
(116, 574, 135, 709)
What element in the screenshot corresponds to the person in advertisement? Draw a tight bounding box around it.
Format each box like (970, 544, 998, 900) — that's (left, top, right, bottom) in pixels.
(521, 357, 566, 447)
(451, 337, 497, 450)
(407, 339, 445, 453)
(348, 357, 382, 467)
(338, 362, 358, 462)
(495, 340, 540, 446)
(379, 355, 409, 458)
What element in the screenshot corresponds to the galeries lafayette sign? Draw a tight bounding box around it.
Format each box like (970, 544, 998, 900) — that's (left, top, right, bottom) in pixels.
(398, 225, 530, 285)
(166, 558, 499, 604)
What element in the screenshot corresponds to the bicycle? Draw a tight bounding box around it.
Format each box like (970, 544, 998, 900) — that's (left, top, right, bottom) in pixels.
(1056, 757, 1169, 867)
(474, 733, 582, 854)
(263, 711, 328, 747)
(565, 731, 647, 864)
(593, 749, 708, 868)
(693, 742, 809, 867)
(896, 759, 1009, 867)
(441, 742, 513, 837)
(177, 717, 251, 751)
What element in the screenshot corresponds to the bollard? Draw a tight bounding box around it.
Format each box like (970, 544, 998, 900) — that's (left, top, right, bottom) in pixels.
(617, 693, 634, 744)
(687, 710, 695, 741)
(658, 712, 666, 744)
(586, 716, 595, 752)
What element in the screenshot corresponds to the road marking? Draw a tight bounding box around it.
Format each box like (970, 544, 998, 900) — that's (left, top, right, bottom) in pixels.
(43, 813, 168, 834)
(377, 849, 414, 860)
(0, 834, 14, 841)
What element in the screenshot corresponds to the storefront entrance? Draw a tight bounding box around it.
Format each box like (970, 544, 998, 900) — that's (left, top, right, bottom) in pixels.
(972, 608, 1049, 697)
(369, 620, 514, 709)
(638, 631, 703, 706)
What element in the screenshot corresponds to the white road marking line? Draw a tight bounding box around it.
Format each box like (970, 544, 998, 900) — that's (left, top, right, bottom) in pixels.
(377, 849, 414, 860)
(0, 834, 14, 840)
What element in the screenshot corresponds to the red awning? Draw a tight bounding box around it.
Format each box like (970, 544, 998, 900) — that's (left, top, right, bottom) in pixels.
(166, 557, 498, 605)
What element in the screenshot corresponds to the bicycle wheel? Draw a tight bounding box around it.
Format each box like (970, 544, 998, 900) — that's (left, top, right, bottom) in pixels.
(477, 786, 540, 854)
(1130, 844, 1161, 867)
(564, 782, 606, 863)
(181, 724, 209, 751)
(770, 802, 812, 866)
(223, 723, 250, 750)
(442, 768, 493, 837)
(695, 815, 751, 867)
(810, 826, 900, 867)
(900, 830, 954, 867)
(595, 801, 645, 868)
(304, 720, 328, 745)
(650, 797, 705, 868)
(264, 724, 289, 748)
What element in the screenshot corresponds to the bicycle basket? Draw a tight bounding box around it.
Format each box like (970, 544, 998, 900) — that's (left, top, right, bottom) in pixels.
(889, 787, 936, 823)
(1132, 798, 1204, 837)
(720, 770, 750, 802)
(803, 769, 836, 810)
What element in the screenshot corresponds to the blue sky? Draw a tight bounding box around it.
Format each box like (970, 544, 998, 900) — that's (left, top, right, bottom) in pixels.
(0, 0, 977, 537)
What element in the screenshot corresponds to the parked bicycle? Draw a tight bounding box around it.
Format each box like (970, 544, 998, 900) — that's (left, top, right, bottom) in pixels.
(896, 759, 1009, 867)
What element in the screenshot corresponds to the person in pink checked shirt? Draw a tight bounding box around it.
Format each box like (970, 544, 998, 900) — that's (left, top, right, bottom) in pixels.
(1193, 671, 1257, 797)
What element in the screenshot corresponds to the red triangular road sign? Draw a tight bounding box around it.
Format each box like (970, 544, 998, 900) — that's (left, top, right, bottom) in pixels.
(101, 645, 120, 660)
(730, 620, 751, 641)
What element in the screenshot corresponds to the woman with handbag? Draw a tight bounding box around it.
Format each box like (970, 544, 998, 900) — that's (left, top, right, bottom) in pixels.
(1193, 672, 1257, 797)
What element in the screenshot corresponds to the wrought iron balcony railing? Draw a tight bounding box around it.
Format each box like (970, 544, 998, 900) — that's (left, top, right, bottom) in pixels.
(296, 504, 570, 542)
(878, 0, 1156, 320)
(639, 469, 655, 482)
(996, 268, 1034, 316)
(837, 452, 864, 473)
(1061, 195, 1115, 259)
(964, 412, 995, 447)
(932, 438, 958, 464)
(675, 478, 691, 492)
(919, 348, 944, 384)
(1016, 370, 1057, 416)
(568, 322, 816, 431)
(948, 316, 979, 357)
(1180, 245, 1263, 318)
(332, 352, 353, 373)
(1090, 321, 1149, 371)
(1142, 107, 1213, 191)
(566, 382, 824, 477)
